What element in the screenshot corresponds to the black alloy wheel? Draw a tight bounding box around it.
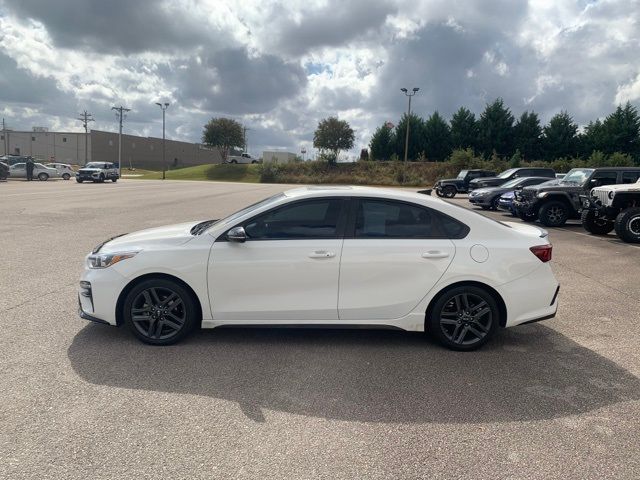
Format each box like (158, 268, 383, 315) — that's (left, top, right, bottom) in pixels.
(124, 279, 197, 345)
(429, 286, 499, 351)
(539, 201, 569, 227)
(581, 209, 614, 235)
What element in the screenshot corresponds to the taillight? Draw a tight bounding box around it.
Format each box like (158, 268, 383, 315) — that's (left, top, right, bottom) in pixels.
(530, 244, 552, 262)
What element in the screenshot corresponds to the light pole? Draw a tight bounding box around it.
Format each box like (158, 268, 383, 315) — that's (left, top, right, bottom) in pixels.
(400, 87, 419, 164)
(112, 105, 131, 179)
(156, 102, 169, 179)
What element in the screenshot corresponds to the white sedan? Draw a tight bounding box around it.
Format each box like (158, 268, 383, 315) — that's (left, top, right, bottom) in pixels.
(78, 186, 559, 351)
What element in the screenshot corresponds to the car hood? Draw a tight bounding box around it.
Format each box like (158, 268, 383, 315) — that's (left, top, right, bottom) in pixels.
(500, 191, 515, 199)
(437, 177, 460, 184)
(593, 182, 640, 193)
(523, 182, 583, 194)
(78, 168, 101, 172)
(97, 221, 204, 253)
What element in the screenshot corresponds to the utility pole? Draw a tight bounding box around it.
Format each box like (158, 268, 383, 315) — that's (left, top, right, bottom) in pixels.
(111, 105, 130, 178)
(77, 110, 94, 165)
(400, 87, 419, 183)
(1, 118, 7, 155)
(243, 126, 251, 153)
(155, 102, 169, 179)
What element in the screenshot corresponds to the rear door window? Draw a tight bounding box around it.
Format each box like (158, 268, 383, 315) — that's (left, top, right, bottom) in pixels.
(622, 171, 640, 184)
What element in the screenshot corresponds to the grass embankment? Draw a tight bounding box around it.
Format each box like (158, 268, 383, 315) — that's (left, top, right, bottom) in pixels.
(122, 163, 261, 183)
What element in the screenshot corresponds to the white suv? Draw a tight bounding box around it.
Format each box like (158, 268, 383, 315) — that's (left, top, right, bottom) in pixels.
(582, 178, 640, 243)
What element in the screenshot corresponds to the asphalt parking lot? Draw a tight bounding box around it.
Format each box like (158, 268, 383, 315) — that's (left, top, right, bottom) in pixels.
(2, 179, 640, 479)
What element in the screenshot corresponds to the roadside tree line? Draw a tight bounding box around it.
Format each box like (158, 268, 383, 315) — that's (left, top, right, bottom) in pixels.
(369, 99, 640, 164)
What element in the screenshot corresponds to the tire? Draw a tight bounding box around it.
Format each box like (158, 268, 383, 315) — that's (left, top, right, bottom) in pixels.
(251, 160, 258, 164)
(614, 207, 640, 243)
(435, 189, 444, 198)
(442, 185, 457, 198)
(229, 160, 237, 164)
(427, 285, 499, 351)
(38, 173, 49, 181)
(539, 200, 569, 227)
(62, 173, 71, 180)
(581, 209, 614, 235)
(76, 178, 83, 183)
(480, 206, 490, 210)
(123, 278, 198, 346)
(98, 174, 105, 183)
(112, 177, 117, 182)
(490, 196, 500, 211)
(518, 209, 537, 222)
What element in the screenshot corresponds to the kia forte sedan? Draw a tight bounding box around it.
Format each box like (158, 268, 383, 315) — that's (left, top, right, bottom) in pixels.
(78, 187, 559, 351)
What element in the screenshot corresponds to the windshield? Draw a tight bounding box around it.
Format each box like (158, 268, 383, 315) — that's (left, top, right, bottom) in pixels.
(457, 170, 468, 179)
(561, 168, 595, 185)
(213, 193, 286, 229)
(500, 177, 525, 188)
(497, 169, 517, 179)
(85, 162, 103, 168)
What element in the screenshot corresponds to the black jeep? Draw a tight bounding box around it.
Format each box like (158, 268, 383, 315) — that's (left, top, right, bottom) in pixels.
(433, 169, 496, 198)
(513, 167, 640, 227)
(468, 167, 556, 191)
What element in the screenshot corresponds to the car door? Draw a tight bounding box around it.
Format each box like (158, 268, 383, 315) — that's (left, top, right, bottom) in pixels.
(208, 197, 348, 321)
(11, 163, 26, 178)
(338, 198, 457, 321)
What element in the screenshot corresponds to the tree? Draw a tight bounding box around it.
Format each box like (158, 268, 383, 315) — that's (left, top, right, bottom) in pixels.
(313, 116, 355, 163)
(394, 113, 424, 161)
(602, 102, 640, 159)
(202, 117, 244, 162)
(369, 123, 395, 161)
(450, 107, 478, 151)
(423, 111, 451, 161)
(542, 111, 579, 160)
(580, 119, 607, 157)
(513, 111, 542, 161)
(477, 98, 515, 158)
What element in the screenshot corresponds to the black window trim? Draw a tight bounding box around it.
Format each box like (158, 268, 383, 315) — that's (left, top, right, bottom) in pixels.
(217, 196, 351, 242)
(345, 197, 470, 240)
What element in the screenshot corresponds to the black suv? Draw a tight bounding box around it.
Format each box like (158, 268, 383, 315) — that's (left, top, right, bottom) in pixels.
(433, 169, 496, 198)
(513, 167, 640, 227)
(468, 167, 556, 191)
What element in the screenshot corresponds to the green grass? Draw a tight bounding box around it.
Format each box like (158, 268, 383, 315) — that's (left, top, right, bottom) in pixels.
(122, 164, 261, 183)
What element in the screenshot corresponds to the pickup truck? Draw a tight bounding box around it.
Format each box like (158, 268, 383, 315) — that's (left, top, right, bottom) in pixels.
(226, 153, 260, 164)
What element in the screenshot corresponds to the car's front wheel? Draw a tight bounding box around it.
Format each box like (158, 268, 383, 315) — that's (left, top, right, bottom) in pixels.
(442, 185, 457, 198)
(428, 286, 499, 351)
(581, 209, 614, 235)
(539, 201, 569, 227)
(614, 207, 640, 243)
(123, 278, 198, 345)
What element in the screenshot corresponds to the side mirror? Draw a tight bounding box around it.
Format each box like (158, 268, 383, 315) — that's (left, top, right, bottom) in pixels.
(227, 226, 247, 243)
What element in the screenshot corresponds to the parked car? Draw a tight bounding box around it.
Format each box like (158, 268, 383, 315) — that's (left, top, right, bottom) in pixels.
(9, 162, 59, 181)
(226, 153, 259, 164)
(45, 162, 75, 180)
(468, 176, 553, 210)
(514, 167, 640, 227)
(580, 178, 640, 243)
(1, 154, 34, 166)
(433, 169, 496, 198)
(468, 167, 556, 191)
(497, 191, 517, 215)
(78, 186, 559, 351)
(76, 162, 119, 183)
(0, 160, 9, 180)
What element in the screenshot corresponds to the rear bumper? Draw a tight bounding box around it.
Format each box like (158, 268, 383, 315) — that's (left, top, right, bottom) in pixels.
(496, 265, 560, 327)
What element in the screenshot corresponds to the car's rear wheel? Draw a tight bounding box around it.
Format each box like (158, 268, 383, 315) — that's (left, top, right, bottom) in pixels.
(581, 209, 614, 235)
(428, 286, 499, 351)
(62, 173, 71, 180)
(539, 201, 569, 227)
(124, 278, 198, 345)
(229, 159, 237, 164)
(112, 177, 117, 182)
(443, 185, 457, 198)
(491, 196, 500, 211)
(76, 178, 83, 183)
(614, 207, 640, 243)
(38, 173, 49, 181)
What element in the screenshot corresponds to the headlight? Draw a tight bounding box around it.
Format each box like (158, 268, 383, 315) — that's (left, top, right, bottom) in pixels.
(608, 191, 614, 199)
(87, 251, 139, 269)
(537, 192, 548, 198)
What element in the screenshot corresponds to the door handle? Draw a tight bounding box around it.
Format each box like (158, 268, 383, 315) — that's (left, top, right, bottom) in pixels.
(421, 251, 450, 259)
(308, 251, 335, 259)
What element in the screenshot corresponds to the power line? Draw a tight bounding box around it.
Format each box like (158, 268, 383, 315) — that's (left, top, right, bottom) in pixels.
(77, 110, 94, 166)
(111, 105, 131, 178)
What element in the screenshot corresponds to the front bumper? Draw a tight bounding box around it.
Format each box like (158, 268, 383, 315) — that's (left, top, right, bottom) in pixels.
(468, 195, 491, 206)
(77, 264, 128, 326)
(76, 173, 99, 181)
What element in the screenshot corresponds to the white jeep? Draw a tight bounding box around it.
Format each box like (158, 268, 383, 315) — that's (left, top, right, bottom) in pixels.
(581, 178, 640, 243)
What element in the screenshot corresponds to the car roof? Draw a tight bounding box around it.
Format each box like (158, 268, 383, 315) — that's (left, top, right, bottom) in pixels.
(283, 185, 453, 204)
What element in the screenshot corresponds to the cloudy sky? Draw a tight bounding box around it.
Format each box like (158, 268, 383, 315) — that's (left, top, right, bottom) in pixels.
(0, 0, 639, 158)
